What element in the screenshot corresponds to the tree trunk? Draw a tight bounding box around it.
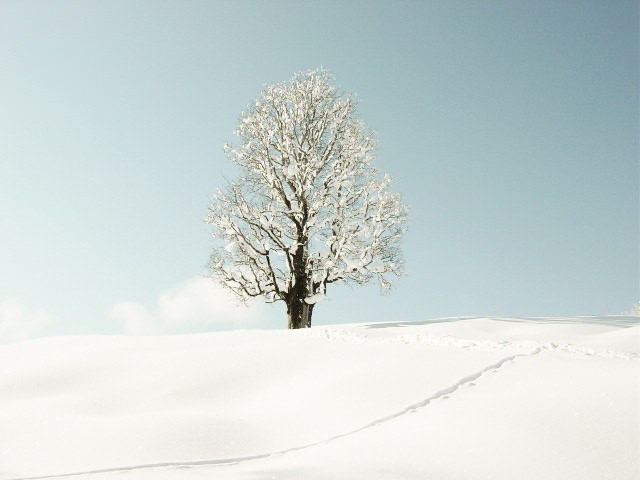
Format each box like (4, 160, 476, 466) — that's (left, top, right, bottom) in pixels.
(287, 240, 311, 329)
(287, 292, 317, 330)
(287, 300, 314, 329)
(302, 302, 314, 328)
(287, 298, 305, 329)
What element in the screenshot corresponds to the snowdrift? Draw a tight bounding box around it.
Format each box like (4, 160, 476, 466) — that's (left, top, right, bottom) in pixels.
(1, 316, 638, 479)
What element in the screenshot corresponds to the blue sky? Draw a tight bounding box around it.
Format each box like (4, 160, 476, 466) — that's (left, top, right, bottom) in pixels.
(0, 0, 637, 340)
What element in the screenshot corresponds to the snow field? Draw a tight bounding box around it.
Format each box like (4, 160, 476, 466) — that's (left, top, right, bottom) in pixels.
(0, 316, 638, 479)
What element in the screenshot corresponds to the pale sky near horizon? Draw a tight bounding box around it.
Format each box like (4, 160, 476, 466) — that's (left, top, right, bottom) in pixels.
(0, 0, 638, 341)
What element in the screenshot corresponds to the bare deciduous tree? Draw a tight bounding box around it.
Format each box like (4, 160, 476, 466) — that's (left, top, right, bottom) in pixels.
(205, 69, 409, 329)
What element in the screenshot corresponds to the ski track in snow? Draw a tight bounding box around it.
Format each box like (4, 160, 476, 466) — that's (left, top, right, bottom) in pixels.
(9, 347, 543, 480)
(8, 328, 638, 480)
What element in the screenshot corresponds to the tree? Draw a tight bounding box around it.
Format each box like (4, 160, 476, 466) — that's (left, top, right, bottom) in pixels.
(205, 68, 409, 329)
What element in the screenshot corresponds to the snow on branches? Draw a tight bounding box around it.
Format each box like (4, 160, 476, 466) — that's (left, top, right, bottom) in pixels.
(205, 68, 409, 328)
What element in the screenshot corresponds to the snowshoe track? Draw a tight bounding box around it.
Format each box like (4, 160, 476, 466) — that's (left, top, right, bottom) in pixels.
(10, 347, 542, 479)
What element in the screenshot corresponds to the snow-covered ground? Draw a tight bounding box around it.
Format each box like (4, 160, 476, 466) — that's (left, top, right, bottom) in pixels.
(1, 316, 638, 480)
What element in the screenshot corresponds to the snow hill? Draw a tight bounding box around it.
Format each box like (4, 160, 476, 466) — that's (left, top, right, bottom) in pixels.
(1, 316, 638, 480)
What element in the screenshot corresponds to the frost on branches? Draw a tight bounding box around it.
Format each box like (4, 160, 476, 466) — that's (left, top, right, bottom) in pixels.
(205, 69, 409, 329)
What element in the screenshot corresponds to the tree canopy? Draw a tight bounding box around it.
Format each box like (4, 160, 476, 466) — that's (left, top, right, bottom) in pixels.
(206, 68, 409, 328)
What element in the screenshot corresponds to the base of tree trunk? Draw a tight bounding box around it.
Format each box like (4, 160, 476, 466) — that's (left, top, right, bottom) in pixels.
(287, 303, 313, 329)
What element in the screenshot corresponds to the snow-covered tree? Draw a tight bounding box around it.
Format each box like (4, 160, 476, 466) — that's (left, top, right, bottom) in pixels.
(205, 69, 409, 329)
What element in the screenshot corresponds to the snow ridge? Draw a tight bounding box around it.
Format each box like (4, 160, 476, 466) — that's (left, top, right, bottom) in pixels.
(9, 348, 540, 480)
(303, 328, 639, 360)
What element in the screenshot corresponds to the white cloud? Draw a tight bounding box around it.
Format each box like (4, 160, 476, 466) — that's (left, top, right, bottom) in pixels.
(0, 300, 54, 344)
(110, 277, 269, 335)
